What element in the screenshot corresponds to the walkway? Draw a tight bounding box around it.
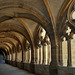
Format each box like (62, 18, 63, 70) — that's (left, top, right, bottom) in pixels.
(0, 62, 35, 75)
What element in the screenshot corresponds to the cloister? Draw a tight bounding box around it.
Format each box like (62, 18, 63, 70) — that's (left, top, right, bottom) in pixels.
(0, 0, 75, 75)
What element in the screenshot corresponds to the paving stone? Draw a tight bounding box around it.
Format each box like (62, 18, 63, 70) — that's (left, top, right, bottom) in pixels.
(0, 63, 35, 75)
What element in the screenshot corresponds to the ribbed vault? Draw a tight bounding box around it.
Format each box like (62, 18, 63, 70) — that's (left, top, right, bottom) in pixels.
(0, 0, 74, 75)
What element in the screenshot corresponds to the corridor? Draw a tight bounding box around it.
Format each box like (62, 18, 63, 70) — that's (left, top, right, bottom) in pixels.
(0, 63, 35, 75)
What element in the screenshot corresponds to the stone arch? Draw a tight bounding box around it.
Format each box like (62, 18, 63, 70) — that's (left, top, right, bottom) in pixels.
(0, 47, 8, 55)
(56, 0, 73, 24)
(0, 38, 16, 52)
(0, 22, 30, 40)
(0, 2, 55, 41)
(0, 20, 34, 54)
(0, 45, 10, 55)
(0, 1, 59, 66)
(67, 0, 75, 27)
(0, 43, 12, 54)
(0, 32, 23, 48)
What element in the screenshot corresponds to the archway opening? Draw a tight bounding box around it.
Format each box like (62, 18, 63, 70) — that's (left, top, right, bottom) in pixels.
(0, 48, 6, 63)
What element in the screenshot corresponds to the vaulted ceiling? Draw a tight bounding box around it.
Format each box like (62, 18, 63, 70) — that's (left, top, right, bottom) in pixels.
(0, 0, 74, 55)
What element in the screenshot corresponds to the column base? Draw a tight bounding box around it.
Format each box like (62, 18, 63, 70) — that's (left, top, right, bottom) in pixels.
(49, 66, 58, 75)
(30, 63, 35, 73)
(50, 61, 59, 66)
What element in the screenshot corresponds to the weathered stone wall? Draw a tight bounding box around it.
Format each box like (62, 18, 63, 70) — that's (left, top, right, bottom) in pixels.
(35, 64, 49, 75)
(6, 60, 75, 75)
(58, 66, 75, 75)
(16, 62, 23, 69)
(24, 63, 31, 71)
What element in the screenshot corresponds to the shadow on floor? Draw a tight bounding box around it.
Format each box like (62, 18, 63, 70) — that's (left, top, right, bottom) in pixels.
(0, 59, 5, 64)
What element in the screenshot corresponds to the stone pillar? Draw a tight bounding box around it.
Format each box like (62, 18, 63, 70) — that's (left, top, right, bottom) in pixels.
(50, 39, 59, 66)
(59, 41, 63, 65)
(28, 48, 31, 63)
(62, 38, 68, 66)
(43, 42, 48, 64)
(13, 53, 15, 61)
(30, 45, 35, 73)
(7, 55, 9, 60)
(17, 52, 19, 62)
(25, 51, 26, 63)
(45, 35, 51, 65)
(26, 50, 28, 63)
(23, 50, 26, 63)
(35, 48, 37, 64)
(15, 49, 17, 62)
(10, 54, 12, 61)
(27, 50, 29, 63)
(67, 39, 72, 66)
(11, 52, 13, 61)
(28, 50, 30, 63)
(22, 49, 23, 62)
(47, 43, 51, 64)
(39, 45, 43, 64)
(71, 36, 75, 67)
(15, 44, 19, 62)
(36, 46, 39, 64)
(18, 50, 22, 62)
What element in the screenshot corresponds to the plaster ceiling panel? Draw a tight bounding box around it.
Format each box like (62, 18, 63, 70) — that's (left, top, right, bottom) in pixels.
(47, 0, 65, 24)
(11, 31, 24, 42)
(0, 0, 50, 22)
(20, 18, 38, 38)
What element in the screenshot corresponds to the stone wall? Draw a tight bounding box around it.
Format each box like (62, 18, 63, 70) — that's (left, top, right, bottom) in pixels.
(58, 66, 75, 75)
(24, 63, 31, 71)
(35, 64, 49, 75)
(5, 60, 75, 75)
(16, 62, 23, 69)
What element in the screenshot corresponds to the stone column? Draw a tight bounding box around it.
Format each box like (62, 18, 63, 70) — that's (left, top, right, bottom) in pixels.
(27, 50, 29, 63)
(28, 49, 30, 63)
(39, 45, 43, 64)
(8, 54, 10, 61)
(36, 46, 39, 64)
(24, 51, 26, 63)
(50, 39, 59, 66)
(20, 50, 22, 62)
(7, 55, 9, 60)
(10, 54, 12, 61)
(22, 49, 23, 62)
(22, 49, 25, 63)
(43, 42, 48, 64)
(47, 43, 51, 64)
(71, 36, 75, 67)
(59, 41, 63, 65)
(35, 48, 37, 64)
(13, 53, 15, 61)
(17, 52, 19, 62)
(15, 49, 17, 62)
(15, 44, 19, 62)
(28, 50, 29, 63)
(26, 50, 28, 63)
(62, 38, 68, 66)
(30, 46, 35, 73)
(67, 39, 72, 66)
(28, 48, 31, 63)
(11, 52, 13, 61)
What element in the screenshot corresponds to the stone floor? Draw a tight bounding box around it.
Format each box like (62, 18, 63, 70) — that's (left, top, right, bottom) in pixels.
(0, 62, 35, 75)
